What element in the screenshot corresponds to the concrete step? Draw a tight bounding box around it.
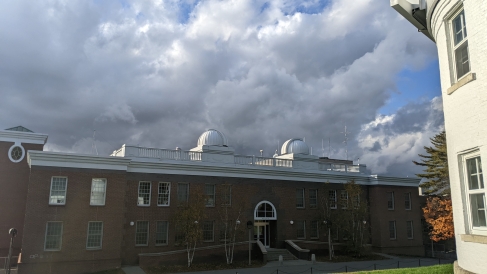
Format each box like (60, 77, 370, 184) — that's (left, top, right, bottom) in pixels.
(266, 249, 297, 261)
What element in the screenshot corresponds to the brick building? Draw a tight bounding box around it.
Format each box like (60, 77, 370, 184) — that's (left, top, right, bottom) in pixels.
(0, 127, 424, 273)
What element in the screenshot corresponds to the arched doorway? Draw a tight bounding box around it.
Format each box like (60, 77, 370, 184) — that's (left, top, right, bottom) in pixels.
(254, 201, 277, 248)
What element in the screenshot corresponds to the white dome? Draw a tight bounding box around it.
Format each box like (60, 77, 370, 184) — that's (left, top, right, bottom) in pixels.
(281, 138, 309, 155)
(197, 129, 228, 147)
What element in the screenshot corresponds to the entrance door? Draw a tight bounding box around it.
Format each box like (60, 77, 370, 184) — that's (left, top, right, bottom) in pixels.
(254, 221, 270, 248)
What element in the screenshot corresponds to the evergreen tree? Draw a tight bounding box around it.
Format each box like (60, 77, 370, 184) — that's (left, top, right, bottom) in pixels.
(413, 131, 450, 195)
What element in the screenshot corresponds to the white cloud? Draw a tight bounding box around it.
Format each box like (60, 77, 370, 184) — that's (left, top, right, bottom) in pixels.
(0, 0, 441, 175)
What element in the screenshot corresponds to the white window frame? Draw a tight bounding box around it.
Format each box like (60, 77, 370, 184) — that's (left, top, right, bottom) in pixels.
(137, 181, 151, 206)
(205, 184, 215, 207)
(155, 221, 169, 246)
(405, 192, 411, 210)
(90, 178, 107, 206)
(309, 189, 318, 209)
(296, 188, 305, 208)
(135, 221, 149, 246)
(310, 220, 319, 239)
(44, 222, 63, 251)
(49, 177, 68, 205)
(86, 221, 103, 249)
(448, 8, 470, 82)
(202, 221, 214, 242)
(157, 182, 171, 207)
(329, 190, 337, 209)
(460, 151, 487, 235)
(389, 221, 396, 240)
(387, 192, 395, 210)
(221, 185, 232, 207)
(406, 221, 414, 239)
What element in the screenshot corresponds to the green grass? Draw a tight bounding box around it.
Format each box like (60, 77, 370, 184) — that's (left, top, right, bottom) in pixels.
(349, 264, 453, 274)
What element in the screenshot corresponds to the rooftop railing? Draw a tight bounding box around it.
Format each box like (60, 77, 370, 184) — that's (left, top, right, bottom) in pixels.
(115, 145, 364, 173)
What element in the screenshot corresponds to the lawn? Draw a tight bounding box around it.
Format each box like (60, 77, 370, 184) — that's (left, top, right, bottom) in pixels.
(144, 259, 265, 274)
(350, 264, 453, 274)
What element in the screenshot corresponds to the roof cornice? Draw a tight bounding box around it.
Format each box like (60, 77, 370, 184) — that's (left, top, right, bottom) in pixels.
(28, 151, 131, 171)
(0, 130, 48, 145)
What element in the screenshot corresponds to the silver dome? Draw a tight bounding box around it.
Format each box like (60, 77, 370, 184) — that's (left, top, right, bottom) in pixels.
(197, 129, 228, 147)
(281, 138, 309, 155)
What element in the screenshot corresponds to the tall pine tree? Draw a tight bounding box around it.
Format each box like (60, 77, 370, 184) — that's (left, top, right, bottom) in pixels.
(413, 131, 450, 195)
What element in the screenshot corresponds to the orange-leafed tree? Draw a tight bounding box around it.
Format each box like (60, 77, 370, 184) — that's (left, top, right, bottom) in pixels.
(422, 196, 454, 242)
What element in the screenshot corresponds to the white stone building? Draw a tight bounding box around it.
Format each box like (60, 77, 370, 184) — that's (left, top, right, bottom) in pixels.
(391, 0, 487, 273)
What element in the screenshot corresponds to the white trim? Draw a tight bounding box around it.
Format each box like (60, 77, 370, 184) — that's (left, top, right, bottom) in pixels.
(155, 221, 169, 246)
(49, 177, 67, 205)
(459, 151, 487, 236)
(389, 221, 397, 240)
(157, 182, 171, 207)
(387, 192, 395, 210)
(254, 200, 277, 220)
(0, 130, 48, 145)
(44, 221, 63, 251)
(90, 178, 107, 206)
(138, 181, 151, 206)
(8, 143, 25, 163)
(407, 220, 414, 239)
(135, 221, 149, 246)
(28, 151, 130, 171)
(86, 221, 103, 250)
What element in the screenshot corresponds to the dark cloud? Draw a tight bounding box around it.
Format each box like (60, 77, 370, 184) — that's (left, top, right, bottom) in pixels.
(0, 0, 441, 175)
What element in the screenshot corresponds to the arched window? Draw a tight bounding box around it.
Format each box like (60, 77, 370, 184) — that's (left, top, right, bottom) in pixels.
(254, 201, 277, 220)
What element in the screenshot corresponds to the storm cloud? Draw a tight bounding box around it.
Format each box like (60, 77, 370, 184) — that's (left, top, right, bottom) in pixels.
(0, 0, 442, 176)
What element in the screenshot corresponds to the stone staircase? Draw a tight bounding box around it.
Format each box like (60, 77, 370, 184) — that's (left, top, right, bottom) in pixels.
(266, 248, 298, 261)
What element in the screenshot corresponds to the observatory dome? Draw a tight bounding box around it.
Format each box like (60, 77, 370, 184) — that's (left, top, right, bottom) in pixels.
(281, 138, 309, 155)
(197, 129, 228, 147)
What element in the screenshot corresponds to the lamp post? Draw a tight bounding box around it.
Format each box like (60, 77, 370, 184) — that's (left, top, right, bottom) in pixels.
(323, 220, 332, 260)
(247, 221, 253, 265)
(6, 228, 17, 274)
(360, 220, 367, 256)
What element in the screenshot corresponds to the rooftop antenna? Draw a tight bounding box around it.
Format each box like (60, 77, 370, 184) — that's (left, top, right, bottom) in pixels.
(341, 126, 350, 160)
(310, 147, 313, 155)
(277, 139, 280, 155)
(321, 139, 324, 157)
(92, 130, 98, 155)
(328, 138, 331, 158)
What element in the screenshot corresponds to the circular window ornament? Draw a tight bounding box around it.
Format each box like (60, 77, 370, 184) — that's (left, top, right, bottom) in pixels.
(8, 144, 25, 163)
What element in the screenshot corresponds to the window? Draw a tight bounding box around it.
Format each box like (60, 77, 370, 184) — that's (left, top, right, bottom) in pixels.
(407, 221, 414, 239)
(221, 185, 232, 206)
(405, 193, 411, 210)
(49, 177, 67, 205)
(310, 220, 319, 239)
(462, 155, 487, 231)
(156, 221, 169, 245)
(328, 190, 337, 209)
(138, 181, 151, 206)
(205, 184, 215, 207)
(387, 192, 394, 210)
(90, 179, 106, 206)
(389, 221, 396, 240)
(45, 222, 63, 251)
(86, 222, 103, 249)
(353, 194, 360, 208)
(341, 190, 348, 209)
(203, 221, 214, 242)
(309, 189, 318, 209)
(296, 189, 305, 208)
(178, 183, 189, 203)
(451, 10, 470, 80)
(135, 221, 149, 246)
(158, 182, 170, 206)
(296, 221, 306, 239)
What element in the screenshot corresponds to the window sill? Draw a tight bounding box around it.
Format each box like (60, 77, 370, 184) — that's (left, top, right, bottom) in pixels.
(447, 72, 476, 95)
(155, 243, 168, 246)
(461, 234, 487, 244)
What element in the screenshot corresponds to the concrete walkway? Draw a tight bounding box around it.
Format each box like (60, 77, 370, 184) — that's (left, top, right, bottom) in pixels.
(122, 266, 147, 274)
(172, 256, 454, 274)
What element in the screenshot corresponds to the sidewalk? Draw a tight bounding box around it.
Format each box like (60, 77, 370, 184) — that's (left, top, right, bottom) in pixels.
(171, 256, 454, 274)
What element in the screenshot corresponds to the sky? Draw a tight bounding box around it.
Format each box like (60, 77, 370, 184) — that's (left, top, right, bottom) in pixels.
(0, 0, 444, 176)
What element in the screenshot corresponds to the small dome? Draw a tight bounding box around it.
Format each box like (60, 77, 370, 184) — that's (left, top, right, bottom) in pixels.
(197, 129, 228, 147)
(281, 138, 309, 155)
